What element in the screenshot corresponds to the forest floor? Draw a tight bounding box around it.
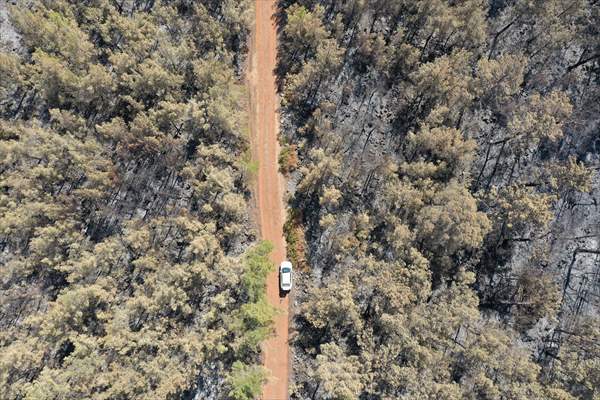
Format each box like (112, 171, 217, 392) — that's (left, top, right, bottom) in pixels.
(248, 1, 290, 399)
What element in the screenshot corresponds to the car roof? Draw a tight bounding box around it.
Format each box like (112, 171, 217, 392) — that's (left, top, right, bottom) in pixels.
(280, 261, 292, 269)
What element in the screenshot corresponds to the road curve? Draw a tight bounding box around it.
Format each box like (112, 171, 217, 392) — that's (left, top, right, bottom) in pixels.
(247, 1, 290, 399)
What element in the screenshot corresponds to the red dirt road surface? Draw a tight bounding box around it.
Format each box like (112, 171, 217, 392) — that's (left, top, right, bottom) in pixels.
(248, 1, 290, 399)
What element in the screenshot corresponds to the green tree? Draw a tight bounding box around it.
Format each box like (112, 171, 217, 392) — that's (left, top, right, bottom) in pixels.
(226, 361, 268, 400)
(282, 4, 328, 68)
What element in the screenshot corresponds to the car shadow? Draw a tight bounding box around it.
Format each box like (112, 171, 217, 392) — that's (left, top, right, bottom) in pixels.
(278, 285, 289, 299)
(278, 274, 289, 298)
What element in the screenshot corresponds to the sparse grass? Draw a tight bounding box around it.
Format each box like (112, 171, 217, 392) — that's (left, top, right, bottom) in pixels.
(241, 149, 259, 183)
(245, 158, 259, 176)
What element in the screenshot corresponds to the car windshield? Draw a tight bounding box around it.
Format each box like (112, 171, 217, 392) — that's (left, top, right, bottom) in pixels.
(282, 267, 291, 273)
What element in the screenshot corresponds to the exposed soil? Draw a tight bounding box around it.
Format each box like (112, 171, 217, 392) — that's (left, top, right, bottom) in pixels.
(248, 1, 290, 399)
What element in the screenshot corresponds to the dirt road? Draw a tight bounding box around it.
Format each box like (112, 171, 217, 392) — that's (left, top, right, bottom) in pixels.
(247, 1, 289, 399)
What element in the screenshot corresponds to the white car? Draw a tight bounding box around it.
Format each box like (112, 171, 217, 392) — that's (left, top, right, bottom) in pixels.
(279, 261, 293, 292)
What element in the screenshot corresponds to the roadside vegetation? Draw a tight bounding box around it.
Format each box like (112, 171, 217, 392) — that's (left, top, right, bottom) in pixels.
(283, 209, 308, 271)
(278, 143, 299, 175)
(277, 1, 600, 399)
(0, 1, 276, 399)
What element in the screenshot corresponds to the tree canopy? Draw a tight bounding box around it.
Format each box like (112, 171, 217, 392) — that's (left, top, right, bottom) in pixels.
(0, 1, 271, 399)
